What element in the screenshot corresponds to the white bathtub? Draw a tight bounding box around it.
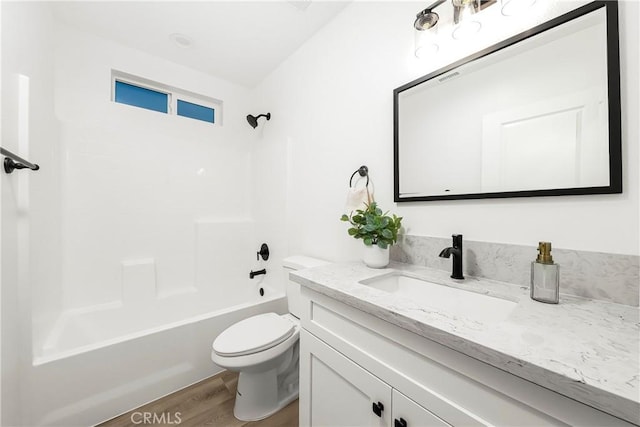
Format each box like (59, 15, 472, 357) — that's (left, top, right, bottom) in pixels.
(25, 286, 287, 426)
(36, 283, 283, 365)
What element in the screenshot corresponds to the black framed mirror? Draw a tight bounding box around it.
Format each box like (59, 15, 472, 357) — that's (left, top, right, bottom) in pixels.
(394, 1, 621, 202)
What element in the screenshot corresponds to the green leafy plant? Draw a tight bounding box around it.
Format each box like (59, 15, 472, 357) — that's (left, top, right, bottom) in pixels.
(340, 202, 403, 249)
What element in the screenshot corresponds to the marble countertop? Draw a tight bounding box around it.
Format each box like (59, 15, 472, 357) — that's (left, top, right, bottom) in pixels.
(291, 262, 640, 425)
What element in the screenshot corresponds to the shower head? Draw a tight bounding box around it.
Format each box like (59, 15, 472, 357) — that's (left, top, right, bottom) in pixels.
(246, 113, 271, 129)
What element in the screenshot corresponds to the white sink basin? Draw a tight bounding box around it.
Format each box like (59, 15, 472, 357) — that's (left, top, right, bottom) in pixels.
(359, 274, 517, 323)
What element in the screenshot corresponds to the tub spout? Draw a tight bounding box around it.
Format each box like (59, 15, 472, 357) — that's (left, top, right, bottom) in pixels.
(250, 269, 266, 279)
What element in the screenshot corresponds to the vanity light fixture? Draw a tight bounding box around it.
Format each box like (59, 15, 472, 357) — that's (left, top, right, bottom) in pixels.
(414, 0, 446, 57)
(452, 0, 482, 40)
(414, 0, 447, 30)
(413, 0, 494, 56)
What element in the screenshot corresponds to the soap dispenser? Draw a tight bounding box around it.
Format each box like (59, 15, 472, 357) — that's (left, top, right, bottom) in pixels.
(530, 242, 559, 304)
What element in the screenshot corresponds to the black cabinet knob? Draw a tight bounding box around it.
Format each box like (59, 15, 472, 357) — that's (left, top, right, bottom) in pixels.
(372, 401, 384, 417)
(394, 418, 407, 427)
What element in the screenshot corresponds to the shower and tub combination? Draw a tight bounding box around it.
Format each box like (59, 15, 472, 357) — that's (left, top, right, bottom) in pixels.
(2, 78, 283, 427)
(1, 16, 284, 424)
(26, 232, 289, 427)
(1, 98, 282, 425)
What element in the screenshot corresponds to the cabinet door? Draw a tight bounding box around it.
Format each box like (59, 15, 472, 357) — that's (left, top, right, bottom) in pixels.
(300, 330, 392, 427)
(392, 389, 451, 427)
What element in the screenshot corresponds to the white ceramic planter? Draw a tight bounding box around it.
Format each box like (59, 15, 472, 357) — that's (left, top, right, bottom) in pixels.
(363, 244, 390, 268)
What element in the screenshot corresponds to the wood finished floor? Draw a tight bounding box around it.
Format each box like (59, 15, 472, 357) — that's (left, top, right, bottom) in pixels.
(98, 371, 298, 427)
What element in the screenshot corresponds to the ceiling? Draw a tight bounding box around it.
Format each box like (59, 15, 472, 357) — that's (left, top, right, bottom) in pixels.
(52, 1, 350, 88)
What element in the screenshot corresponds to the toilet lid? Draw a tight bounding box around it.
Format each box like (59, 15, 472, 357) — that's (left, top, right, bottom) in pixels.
(213, 313, 295, 357)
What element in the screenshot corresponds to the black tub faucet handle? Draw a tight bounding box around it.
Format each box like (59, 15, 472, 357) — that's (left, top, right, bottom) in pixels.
(257, 243, 269, 261)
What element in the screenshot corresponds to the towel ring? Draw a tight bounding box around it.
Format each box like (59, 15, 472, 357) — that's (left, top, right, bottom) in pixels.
(349, 165, 369, 188)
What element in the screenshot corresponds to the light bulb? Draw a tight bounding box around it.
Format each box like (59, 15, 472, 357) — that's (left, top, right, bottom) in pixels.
(415, 26, 439, 58)
(452, 0, 481, 40)
(452, 21, 482, 40)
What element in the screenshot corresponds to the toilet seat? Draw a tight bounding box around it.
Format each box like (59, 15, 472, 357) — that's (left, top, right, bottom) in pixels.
(213, 313, 295, 357)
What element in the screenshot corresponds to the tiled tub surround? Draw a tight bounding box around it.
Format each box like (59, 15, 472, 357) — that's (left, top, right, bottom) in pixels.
(291, 262, 640, 425)
(390, 235, 640, 306)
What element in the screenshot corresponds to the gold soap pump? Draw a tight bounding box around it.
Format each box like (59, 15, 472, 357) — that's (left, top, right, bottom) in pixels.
(530, 242, 559, 304)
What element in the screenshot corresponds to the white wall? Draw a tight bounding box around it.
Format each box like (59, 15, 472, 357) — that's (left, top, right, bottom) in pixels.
(254, 0, 639, 260)
(1, 2, 60, 425)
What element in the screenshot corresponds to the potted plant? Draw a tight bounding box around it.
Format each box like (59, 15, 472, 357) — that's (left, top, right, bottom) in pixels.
(340, 202, 403, 268)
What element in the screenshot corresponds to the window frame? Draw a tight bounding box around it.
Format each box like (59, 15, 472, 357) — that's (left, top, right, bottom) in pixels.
(111, 70, 223, 126)
(175, 94, 216, 124)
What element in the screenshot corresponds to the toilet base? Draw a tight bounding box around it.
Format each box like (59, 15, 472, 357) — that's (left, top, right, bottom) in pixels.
(233, 367, 299, 421)
(211, 314, 302, 422)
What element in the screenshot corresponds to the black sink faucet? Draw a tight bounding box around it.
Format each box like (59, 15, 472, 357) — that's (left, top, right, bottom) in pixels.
(439, 234, 464, 280)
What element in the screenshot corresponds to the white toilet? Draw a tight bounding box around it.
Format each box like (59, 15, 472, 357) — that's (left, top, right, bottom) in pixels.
(211, 255, 328, 421)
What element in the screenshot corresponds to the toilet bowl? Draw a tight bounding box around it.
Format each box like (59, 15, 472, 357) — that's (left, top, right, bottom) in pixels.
(211, 255, 328, 421)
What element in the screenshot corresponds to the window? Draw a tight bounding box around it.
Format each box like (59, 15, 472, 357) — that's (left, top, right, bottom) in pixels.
(177, 99, 214, 124)
(114, 81, 168, 113)
(112, 70, 222, 125)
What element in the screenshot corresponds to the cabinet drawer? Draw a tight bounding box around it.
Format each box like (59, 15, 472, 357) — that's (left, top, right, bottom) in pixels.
(301, 287, 635, 427)
(393, 389, 451, 427)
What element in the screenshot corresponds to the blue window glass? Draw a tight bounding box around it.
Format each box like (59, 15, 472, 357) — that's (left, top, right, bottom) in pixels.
(177, 100, 215, 124)
(115, 81, 168, 113)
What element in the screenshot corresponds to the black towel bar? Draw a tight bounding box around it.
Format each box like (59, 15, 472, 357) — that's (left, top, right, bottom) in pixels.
(1, 147, 39, 173)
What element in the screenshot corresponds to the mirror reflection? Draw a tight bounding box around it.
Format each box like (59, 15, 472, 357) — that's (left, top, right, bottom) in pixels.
(394, 3, 621, 201)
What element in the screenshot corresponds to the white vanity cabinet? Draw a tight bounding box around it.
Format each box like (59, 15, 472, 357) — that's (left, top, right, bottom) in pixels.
(301, 329, 391, 427)
(299, 287, 637, 427)
(301, 329, 449, 427)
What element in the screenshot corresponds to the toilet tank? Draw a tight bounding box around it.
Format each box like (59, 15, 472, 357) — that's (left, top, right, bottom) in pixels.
(282, 256, 329, 318)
